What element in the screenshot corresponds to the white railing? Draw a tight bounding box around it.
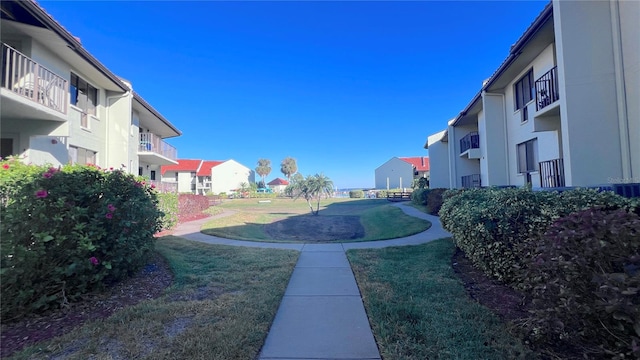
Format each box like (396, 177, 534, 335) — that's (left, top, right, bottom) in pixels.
(1, 44, 67, 114)
(139, 133, 177, 161)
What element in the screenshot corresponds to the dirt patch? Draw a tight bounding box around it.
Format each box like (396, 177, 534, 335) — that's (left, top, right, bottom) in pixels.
(264, 215, 365, 241)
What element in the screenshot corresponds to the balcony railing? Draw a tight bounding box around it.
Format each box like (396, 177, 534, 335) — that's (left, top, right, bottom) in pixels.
(535, 66, 559, 111)
(539, 158, 565, 188)
(1, 44, 67, 114)
(460, 132, 480, 154)
(139, 133, 177, 161)
(461, 174, 481, 188)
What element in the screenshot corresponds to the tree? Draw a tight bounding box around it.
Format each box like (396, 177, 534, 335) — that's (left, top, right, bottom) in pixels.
(280, 157, 298, 180)
(255, 159, 271, 187)
(292, 173, 334, 215)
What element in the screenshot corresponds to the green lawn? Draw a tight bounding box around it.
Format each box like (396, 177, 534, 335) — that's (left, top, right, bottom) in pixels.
(202, 198, 431, 242)
(347, 239, 536, 360)
(9, 236, 298, 360)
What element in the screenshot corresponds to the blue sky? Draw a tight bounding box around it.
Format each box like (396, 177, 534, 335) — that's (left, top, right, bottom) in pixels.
(41, 0, 547, 189)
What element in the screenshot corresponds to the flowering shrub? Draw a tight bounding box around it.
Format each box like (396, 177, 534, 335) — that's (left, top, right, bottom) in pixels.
(0, 159, 162, 319)
(157, 192, 178, 230)
(178, 194, 209, 216)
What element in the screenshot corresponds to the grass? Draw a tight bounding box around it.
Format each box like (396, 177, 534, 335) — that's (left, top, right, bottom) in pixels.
(201, 198, 431, 242)
(10, 236, 299, 360)
(347, 239, 535, 360)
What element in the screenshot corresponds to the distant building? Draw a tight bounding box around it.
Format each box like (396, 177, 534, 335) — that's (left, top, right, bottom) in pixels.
(161, 159, 254, 194)
(267, 177, 290, 194)
(375, 156, 430, 189)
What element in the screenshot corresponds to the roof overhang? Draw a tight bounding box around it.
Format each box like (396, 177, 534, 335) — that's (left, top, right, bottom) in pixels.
(425, 129, 448, 149)
(133, 93, 181, 138)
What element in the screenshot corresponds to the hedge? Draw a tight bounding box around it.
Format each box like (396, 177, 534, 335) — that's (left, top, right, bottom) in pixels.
(349, 190, 364, 198)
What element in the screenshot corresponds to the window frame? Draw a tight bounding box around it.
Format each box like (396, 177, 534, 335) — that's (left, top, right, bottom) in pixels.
(69, 145, 97, 166)
(517, 138, 538, 174)
(69, 73, 98, 119)
(514, 69, 535, 122)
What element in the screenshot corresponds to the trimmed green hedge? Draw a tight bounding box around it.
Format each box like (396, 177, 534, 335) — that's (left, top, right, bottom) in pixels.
(349, 190, 364, 198)
(0, 159, 162, 319)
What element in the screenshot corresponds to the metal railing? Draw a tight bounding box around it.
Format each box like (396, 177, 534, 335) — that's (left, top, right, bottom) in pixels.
(460, 132, 480, 154)
(539, 158, 565, 188)
(1, 44, 67, 114)
(461, 174, 481, 188)
(535, 66, 559, 111)
(148, 180, 177, 193)
(139, 133, 177, 161)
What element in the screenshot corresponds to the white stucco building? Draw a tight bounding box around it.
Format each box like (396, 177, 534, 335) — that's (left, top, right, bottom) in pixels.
(425, 0, 639, 190)
(161, 159, 255, 195)
(375, 156, 430, 189)
(0, 0, 181, 184)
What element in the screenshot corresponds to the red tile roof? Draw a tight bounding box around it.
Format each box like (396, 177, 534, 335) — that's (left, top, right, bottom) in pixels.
(161, 159, 202, 175)
(268, 178, 289, 186)
(399, 157, 430, 171)
(197, 160, 224, 176)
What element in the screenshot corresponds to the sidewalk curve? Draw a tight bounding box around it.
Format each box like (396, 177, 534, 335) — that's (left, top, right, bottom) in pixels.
(170, 202, 451, 360)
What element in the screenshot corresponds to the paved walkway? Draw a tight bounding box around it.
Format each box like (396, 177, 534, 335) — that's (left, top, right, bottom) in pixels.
(171, 202, 451, 360)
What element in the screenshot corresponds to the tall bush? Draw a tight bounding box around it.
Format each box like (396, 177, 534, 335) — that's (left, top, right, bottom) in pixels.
(523, 208, 640, 358)
(0, 160, 162, 319)
(426, 188, 447, 215)
(349, 190, 364, 198)
(411, 188, 429, 205)
(157, 192, 178, 230)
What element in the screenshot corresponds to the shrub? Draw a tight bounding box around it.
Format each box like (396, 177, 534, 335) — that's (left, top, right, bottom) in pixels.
(0, 160, 162, 319)
(439, 187, 635, 284)
(523, 208, 640, 358)
(178, 194, 209, 215)
(411, 188, 429, 205)
(376, 190, 388, 199)
(157, 192, 178, 230)
(349, 190, 364, 198)
(426, 188, 447, 215)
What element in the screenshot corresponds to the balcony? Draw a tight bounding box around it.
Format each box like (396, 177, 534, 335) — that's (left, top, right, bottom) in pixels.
(1, 44, 67, 115)
(539, 158, 565, 188)
(461, 174, 481, 188)
(535, 66, 559, 112)
(148, 180, 177, 193)
(459, 132, 480, 159)
(138, 133, 177, 165)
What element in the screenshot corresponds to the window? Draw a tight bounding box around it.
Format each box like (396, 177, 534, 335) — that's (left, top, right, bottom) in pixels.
(514, 69, 534, 122)
(69, 146, 96, 165)
(517, 139, 538, 173)
(150, 171, 156, 181)
(69, 73, 97, 118)
(139, 167, 143, 176)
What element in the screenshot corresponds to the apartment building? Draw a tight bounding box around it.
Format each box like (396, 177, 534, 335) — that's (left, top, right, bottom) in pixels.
(0, 0, 181, 183)
(425, 0, 639, 190)
(161, 159, 254, 195)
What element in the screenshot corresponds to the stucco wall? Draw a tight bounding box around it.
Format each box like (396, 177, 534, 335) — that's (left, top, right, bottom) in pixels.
(374, 157, 413, 190)
(211, 160, 253, 194)
(426, 138, 450, 189)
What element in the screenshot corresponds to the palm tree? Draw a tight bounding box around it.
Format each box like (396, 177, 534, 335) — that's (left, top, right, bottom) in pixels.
(280, 157, 298, 180)
(293, 173, 334, 215)
(255, 159, 271, 187)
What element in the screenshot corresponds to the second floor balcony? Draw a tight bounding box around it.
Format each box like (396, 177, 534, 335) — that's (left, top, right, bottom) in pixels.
(1, 43, 68, 116)
(539, 158, 565, 188)
(460, 132, 480, 159)
(535, 66, 559, 112)
(139, 133, 177, 165)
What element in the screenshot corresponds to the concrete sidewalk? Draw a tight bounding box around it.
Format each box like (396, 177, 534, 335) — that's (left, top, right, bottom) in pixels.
(171, 202, 451, 360)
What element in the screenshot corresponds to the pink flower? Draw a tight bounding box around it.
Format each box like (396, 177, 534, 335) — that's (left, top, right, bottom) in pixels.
(105, 212, 113, 219)
(109, 167, 114, 171)
(2, 164, 9, 170)
(151, 183, 156, 189)
(107, 204, 116, 212)
(35, 189, 48, 198)
(89, 257, 99, 265)
(47, 167, 57, 173)
(43, 172, 53, 179)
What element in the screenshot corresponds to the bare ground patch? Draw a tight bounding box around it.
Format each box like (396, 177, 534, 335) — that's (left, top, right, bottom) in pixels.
(264, 215, 364, 241)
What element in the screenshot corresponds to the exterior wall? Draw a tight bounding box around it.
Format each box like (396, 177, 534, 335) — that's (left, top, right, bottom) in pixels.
(177, 172, 195, 193)
(554, 0, 626, 186)
(480, 93, 510, 186)
(617, 0, 640, 181)
(426, 138, 450, 189)
(374, 157, 413, 190)
(210, 160, 253, 194)
(104, 92, 133, 171)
